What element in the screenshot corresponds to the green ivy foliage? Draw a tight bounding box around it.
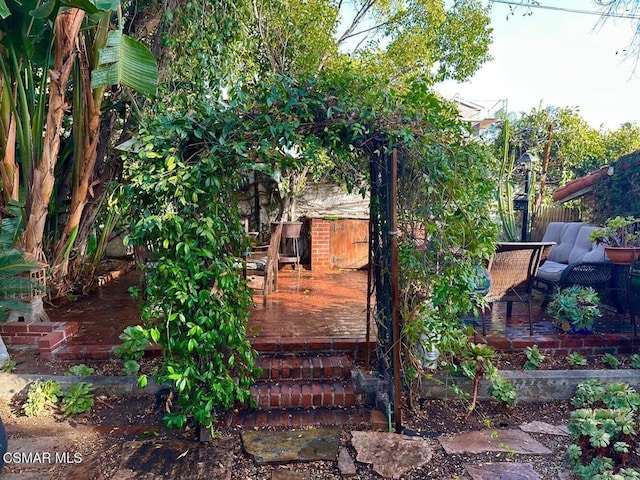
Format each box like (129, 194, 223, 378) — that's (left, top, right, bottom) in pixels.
(125, 54, 501, 428)
(125, 106, 261, 431)
(591, 151, 640, 223)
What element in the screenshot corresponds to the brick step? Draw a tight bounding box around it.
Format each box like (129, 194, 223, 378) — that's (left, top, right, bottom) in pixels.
(250, 336, 374, 361)
(257, 355, 351, 382)
(222, 406, 374, 430)
(250, 380, 356, 409)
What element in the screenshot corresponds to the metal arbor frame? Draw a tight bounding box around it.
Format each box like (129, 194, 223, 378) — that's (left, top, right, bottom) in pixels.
(367, 139, 403, 432)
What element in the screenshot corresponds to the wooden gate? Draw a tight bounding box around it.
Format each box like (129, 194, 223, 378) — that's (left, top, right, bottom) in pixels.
(329, 219, 369, 269)
(531, 205, 581, 241)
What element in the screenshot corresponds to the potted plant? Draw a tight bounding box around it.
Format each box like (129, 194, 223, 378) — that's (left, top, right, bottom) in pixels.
(547, 285, 602, 334)
(590, 216, 640, 265)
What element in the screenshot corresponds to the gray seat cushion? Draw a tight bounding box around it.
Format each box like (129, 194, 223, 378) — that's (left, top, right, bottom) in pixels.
(547, 222, 584, 264)
(568, 226, 607, 264)
(541, 222, 566, 244)
(536, 260, 567, 283)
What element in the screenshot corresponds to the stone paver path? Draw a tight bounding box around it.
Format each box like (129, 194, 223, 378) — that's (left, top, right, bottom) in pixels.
(241, 428, 341, 464)
(520, 420, 569, 437)
(350, 431, 434, 478)
(465, 462, 541, 480)
(438, 428, 552, 455)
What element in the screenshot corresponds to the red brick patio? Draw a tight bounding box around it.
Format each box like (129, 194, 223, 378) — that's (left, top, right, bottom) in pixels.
(4, 265, 639, 359)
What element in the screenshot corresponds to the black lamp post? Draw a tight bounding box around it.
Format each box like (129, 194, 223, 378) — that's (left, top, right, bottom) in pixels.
(516, 152, 539, 241)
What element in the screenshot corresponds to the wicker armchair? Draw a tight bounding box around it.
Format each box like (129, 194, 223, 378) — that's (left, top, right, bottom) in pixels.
(481, 242, 551, 336)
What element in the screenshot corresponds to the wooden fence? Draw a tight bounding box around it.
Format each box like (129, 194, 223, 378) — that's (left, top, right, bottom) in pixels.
(531, 205, 581, 241)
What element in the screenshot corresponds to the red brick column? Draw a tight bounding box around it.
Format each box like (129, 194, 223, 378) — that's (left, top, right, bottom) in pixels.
(310, 218, 331, 271)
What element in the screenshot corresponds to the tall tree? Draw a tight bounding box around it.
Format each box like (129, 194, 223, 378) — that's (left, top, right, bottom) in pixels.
(0, 0, 157, 295)
(250, 0, 493, 86)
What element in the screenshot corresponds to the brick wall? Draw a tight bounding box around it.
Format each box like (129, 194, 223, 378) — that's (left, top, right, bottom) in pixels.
(310, 218, 331, 271)
(0, 321, 78, 359)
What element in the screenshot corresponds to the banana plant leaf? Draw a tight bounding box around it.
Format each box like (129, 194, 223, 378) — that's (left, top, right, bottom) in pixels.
(91, 31, 158, 95)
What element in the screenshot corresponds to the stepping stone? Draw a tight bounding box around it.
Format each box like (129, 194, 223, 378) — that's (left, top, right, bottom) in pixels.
(438, 429, 552, 455)
(337, 446, 357, 477)
(520, 421, 569, 437)
(465, 462, 541, 480)
(111, 439, 233, 480)
(350, 431, 433, 478)
(241, 428, 341, 465)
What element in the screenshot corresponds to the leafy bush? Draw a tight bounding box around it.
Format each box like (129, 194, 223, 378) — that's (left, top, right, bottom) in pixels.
(0, 360, 16, 373)
(523, 345, 545, 370)
(65, 364, 95, 376)
(23, 380, 62, 417)
(547, 286, 602, 333)
(567, 352, 588, 368)
(568, 380, 640, 479)
(60, 382, 95, 416)
(602, 353, 621, 369)
(487, 376, 517, 407)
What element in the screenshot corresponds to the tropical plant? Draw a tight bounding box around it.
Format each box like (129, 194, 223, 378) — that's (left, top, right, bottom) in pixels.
(590, 216, 640, 248)
(0, 0, 157, 295)
(547, 286, 602, 333)
(495, 120, 519, 241)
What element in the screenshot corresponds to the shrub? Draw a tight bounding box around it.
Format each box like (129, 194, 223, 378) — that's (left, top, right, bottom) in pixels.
(23, 380, 61, 417)
(567, 352, 588, 368)
(60, 382, 95, 416)
(568, 379, 640, 479)
(523, 345, 544, 370)
(65, 364, 95, 376)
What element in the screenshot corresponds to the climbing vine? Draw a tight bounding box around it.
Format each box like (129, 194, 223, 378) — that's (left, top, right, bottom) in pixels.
(124, 64, 501, 429)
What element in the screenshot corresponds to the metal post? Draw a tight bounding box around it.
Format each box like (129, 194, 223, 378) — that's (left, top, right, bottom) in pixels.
(521, 168, 531, 241)
(390, 148, 402, 433)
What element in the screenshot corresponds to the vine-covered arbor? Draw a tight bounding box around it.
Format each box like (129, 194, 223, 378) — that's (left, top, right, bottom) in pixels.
(125, 72, 498, 432)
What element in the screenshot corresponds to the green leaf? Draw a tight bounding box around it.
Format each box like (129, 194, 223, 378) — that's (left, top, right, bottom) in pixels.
(91, 31, 158, 95)
(29, 0, 58, 19)
(0, 0, 9, 18)
(149, 328, 160, 343)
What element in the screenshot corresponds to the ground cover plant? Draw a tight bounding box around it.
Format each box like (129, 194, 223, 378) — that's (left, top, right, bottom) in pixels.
(20, 378, 95, 418)
(568, 379, 640, 479)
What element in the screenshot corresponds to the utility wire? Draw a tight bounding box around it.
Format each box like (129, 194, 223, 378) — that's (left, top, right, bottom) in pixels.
(490, 0, 640, 20)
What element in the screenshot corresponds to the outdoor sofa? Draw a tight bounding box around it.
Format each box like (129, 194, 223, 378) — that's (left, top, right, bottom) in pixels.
(532, 222, 614, 301)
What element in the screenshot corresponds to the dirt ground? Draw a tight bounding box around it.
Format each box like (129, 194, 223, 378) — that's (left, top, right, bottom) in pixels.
(0, 345, 600, 479)
(0, 390, 578, 479)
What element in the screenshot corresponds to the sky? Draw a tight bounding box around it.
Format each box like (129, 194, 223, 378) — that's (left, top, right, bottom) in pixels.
(435, 0, 640, 130)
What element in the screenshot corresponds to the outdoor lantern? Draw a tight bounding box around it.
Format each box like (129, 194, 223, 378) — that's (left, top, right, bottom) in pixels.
(515, 151, 539, 241)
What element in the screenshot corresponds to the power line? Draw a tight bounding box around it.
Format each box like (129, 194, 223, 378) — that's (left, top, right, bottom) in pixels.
(490, 0, 640, 20)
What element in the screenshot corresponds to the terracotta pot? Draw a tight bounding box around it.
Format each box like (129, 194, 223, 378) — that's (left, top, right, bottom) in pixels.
(604, 246, 640, 265)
